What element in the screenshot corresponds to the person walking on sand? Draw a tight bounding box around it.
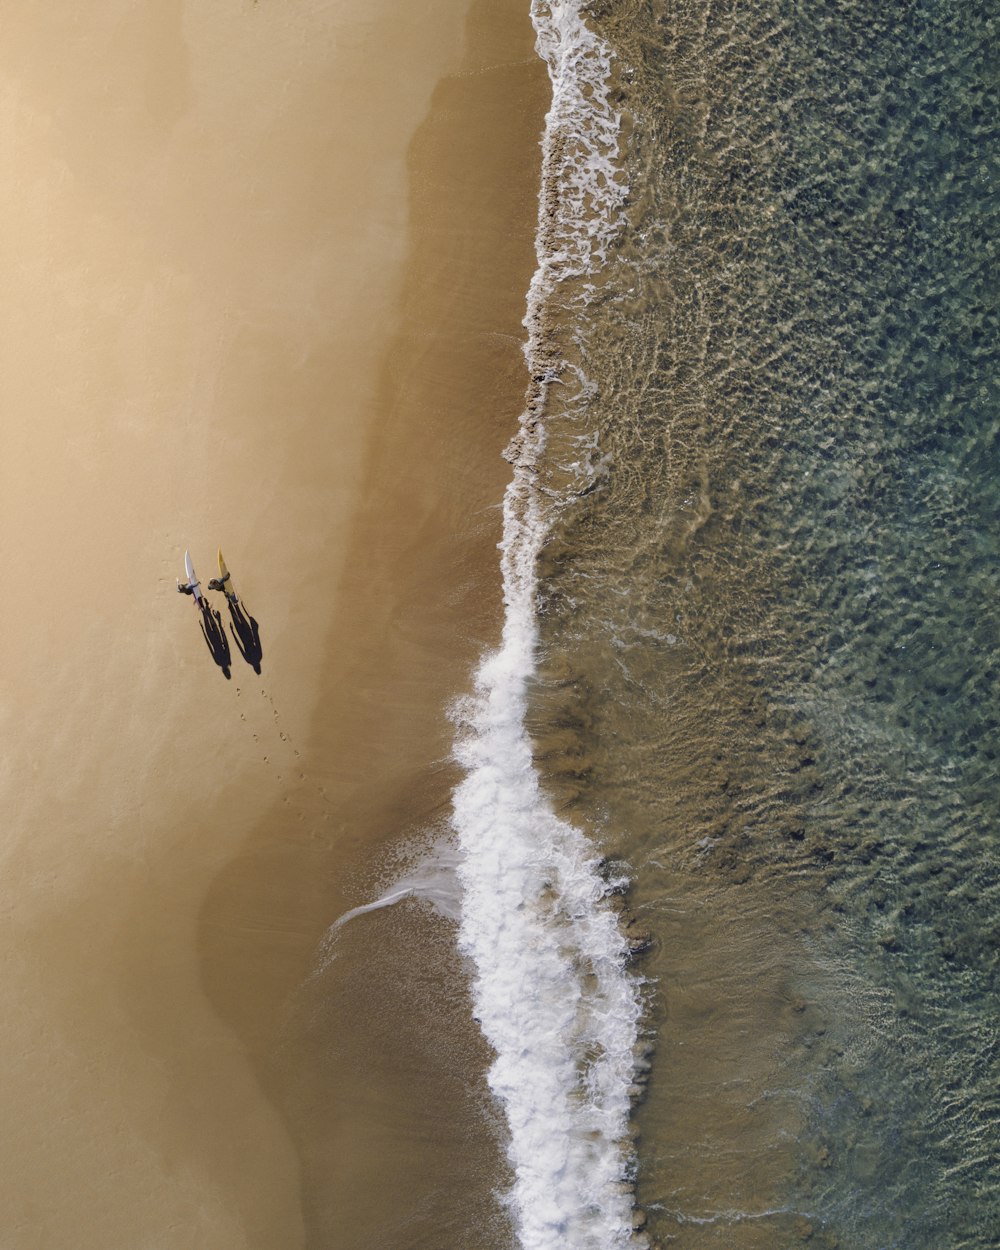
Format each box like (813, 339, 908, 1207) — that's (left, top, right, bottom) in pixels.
(207, 549, 239, 604)
(176, 549, 204, 604)
(207, 571, 232, 596)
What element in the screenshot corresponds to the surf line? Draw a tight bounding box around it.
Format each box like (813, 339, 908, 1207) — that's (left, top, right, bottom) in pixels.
(449, 4, 644, 1249)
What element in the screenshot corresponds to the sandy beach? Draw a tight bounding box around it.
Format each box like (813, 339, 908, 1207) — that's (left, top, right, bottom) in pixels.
(0, 1, 545, 1246)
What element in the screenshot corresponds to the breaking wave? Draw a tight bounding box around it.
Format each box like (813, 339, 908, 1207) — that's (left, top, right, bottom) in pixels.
(449, 4, 643, 1248)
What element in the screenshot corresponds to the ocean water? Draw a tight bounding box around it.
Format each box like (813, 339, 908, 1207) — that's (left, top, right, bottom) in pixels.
(450, 0, 1000, 1247)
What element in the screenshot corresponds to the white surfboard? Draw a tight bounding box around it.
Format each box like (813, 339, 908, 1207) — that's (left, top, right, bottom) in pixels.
(183, 549, 203, 602)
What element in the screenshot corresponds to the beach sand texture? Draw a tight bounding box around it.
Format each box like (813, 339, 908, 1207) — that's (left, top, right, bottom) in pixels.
(0, 1, 545, 1246)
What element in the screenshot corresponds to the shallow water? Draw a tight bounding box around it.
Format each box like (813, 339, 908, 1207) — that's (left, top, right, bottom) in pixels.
(516, 0, 1000, 1246)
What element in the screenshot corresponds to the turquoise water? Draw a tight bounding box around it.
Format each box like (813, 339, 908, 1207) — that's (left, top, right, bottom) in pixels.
(525, 0, 1000, 1245)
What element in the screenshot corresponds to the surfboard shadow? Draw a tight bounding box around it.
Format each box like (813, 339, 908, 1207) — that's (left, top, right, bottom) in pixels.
(228, 601, 263, 674)
(199, 602, 232, 679)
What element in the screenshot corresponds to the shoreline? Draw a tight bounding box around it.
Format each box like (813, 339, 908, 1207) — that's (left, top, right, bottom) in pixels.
(195, 2, 548, 1245)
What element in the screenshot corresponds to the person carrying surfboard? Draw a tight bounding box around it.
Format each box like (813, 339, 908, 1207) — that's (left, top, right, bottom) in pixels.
(177, 550, 204, 603)
(207, 570, 233, 596)
(207, 549, 239, 604)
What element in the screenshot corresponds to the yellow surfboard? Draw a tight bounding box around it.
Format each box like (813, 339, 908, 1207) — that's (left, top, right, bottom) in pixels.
(216, 548, 239, 603)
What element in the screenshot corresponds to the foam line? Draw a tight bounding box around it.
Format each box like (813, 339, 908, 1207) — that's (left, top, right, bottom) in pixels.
(328, 888, 416, 932)
(450, 4, 642, 1247)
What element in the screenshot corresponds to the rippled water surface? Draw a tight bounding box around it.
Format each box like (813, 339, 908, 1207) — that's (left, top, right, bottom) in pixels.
(525, 1, 1000, 1245)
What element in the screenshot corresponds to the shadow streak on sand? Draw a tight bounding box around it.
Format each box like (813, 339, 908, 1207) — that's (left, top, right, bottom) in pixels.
(192, 3, 550, 1247)
(199, 602, 232, 680)
(229, 601, 263, 674)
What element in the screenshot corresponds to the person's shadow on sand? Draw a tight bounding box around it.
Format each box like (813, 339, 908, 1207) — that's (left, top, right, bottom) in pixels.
(199, 602, 232, 679)
(228, 601, 263, 674)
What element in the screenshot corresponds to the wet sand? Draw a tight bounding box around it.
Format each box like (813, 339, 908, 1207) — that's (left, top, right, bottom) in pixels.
(0, 1, 545, 1247)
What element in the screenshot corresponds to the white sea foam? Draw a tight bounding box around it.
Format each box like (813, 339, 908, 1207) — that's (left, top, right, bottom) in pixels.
(529, 0, 628, 285)
(320, 839, 464, 951)
(450, 4, 642, 1248)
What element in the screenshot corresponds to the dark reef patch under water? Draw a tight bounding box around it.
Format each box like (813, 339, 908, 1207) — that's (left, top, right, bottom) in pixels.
(526, 1, 1000, 1245)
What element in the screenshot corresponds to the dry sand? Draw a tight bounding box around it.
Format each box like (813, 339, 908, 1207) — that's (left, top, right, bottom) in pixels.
(0, 1, 546, 1246)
